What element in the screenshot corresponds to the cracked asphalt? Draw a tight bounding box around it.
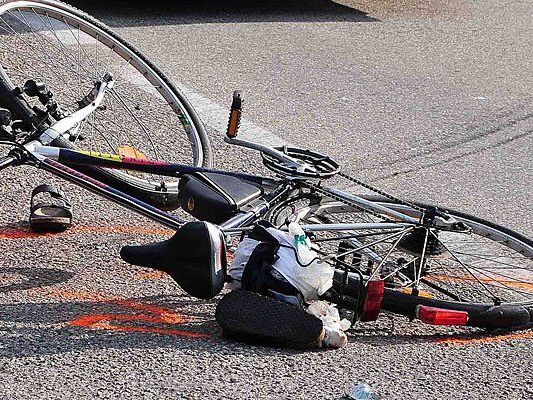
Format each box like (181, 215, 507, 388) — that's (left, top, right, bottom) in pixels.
(0, 0, 531, 399)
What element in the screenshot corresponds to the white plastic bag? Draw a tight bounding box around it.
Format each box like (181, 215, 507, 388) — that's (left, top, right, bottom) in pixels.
(288, 222, 334, 298)
(228, 223, 334, 301)
(307, 301, 351, 332)
(307, 300, 351, 348)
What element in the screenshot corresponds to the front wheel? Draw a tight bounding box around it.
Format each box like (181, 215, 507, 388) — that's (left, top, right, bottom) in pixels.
(267, 194, 533, 328)
(0, 0, 212, 208)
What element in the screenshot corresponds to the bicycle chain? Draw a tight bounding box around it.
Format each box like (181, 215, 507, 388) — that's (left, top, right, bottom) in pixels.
(298, 180, 395, 222)
(298, 169, 426, 223)
(338, 171, 425, 212)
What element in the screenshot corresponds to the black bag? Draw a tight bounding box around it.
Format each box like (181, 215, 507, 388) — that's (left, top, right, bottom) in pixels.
(178, 172, 263, 224)
(240, 221, 300, 299)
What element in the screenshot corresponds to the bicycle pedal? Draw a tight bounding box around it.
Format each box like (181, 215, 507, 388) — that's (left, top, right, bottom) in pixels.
(226, 90, 242, 138)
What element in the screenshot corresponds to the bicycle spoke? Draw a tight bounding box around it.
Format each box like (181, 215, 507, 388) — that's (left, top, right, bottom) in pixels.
(459, 264, 533, 294)
(426, 261, 465, 301)
(368, 229, 410, 281)
(0, 16, 87, 85)
(273, 197, 532, 306)
(454, 251, 531, 269)
(429, 230, 502, 302)
(84, 119, 119, 153)
(107, 88, 160, 159)
(62, 16, 99, 73)
(427, 260, 492, 302)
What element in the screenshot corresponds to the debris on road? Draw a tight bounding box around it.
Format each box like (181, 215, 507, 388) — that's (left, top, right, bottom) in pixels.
(344, 382, 382, 400)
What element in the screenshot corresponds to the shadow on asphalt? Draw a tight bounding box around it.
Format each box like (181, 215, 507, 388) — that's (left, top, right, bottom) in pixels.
(0, 267, 75, 293)
(0, 289, 513, 358)
(0, 293, 309, 358)
(70, 0, 377, 26)
(0, 294, 213, 357)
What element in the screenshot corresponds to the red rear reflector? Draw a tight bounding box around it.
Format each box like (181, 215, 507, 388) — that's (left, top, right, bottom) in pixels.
(416, 305, 469, 326)
(360, 279, 385, 322)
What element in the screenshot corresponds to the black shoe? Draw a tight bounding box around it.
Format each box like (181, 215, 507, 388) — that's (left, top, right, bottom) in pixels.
(215, 289, 324, 349)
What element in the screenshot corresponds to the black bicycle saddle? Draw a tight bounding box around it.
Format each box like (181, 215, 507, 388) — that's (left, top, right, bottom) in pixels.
(120, 221, 227, 299)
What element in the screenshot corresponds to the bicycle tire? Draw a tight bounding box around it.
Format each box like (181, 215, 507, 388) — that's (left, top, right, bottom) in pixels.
(268, 194, 533, 329)
(0, 0, 212, 209)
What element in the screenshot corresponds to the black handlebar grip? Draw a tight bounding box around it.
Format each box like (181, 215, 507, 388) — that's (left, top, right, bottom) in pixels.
(226, 90, 242, 138)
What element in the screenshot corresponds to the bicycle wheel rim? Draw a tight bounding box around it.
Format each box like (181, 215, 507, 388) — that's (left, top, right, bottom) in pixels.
(0, 0, 211, 189)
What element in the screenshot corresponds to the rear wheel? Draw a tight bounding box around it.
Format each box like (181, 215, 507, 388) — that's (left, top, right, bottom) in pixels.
(268, 194, 533, 328)
(0, 0, 212, 208)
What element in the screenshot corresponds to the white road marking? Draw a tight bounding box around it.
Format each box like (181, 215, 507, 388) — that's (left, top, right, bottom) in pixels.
(125, 72, 286, 146)
(18, 12, 286, 147)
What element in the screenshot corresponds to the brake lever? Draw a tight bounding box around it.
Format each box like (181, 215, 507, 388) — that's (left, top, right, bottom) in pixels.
(37, 72, 114, 144)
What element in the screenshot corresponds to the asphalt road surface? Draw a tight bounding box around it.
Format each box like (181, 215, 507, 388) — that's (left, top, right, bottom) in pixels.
(0, 0, 532, 399)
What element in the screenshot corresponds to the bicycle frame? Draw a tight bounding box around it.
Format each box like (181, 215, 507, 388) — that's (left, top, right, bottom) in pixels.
(1, 70, 421, 243)
(4, 135, 531, 329)
(0, 5, 531, 331)
(23, 145, 421, 234)
(3, 144, 418, 274)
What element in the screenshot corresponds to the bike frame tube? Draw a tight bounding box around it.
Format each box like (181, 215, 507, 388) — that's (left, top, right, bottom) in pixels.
(28, 145, 421, 233)
(32, 147, 422, 226)
(32, 145, 273, 186)
(22, 150, 285, 234)
(300, 222, 413, 232)
(320, 186, 420, 224)
(33, 153, 186, 230)
(28, 152, 414, 235)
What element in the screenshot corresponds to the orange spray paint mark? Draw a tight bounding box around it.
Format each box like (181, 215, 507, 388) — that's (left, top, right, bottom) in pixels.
(46, 289, 209, 338)
(134, 270, 168, 280)
(69, 311, 207, 338)
(436, 330, 533, 345)
(0, 227, 55, 239)
(430, 274, 533, 291)
(70, 315, 207, 337)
